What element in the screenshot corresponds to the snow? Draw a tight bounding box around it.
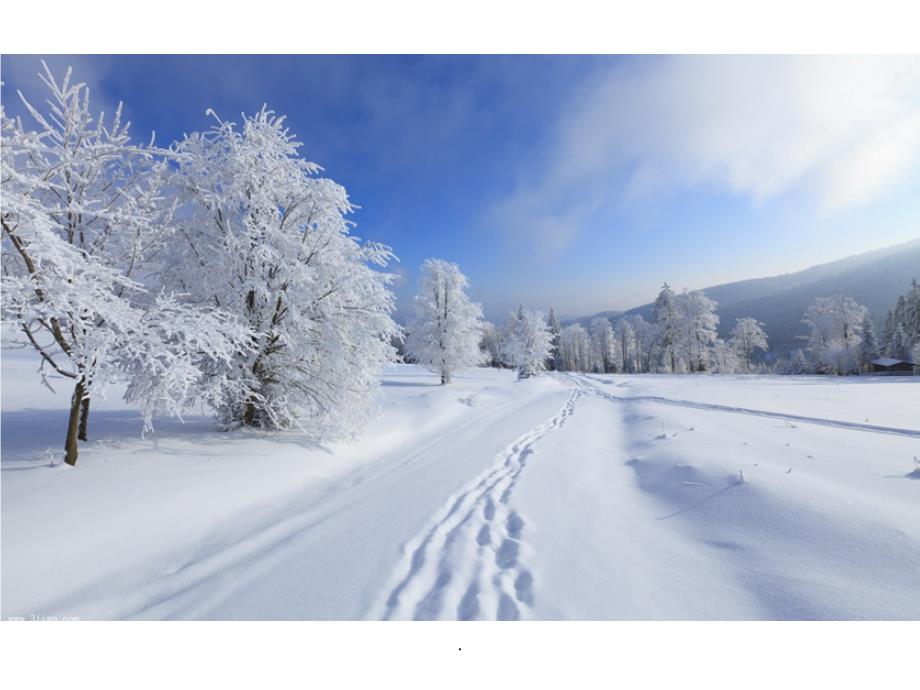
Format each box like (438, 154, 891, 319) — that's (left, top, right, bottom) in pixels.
(872, 357, 910, 367)
(3, 351, 919, 620)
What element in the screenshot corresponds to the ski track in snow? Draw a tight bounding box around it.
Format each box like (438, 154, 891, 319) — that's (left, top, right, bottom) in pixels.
(565, 373, 920, 438)
(374, 388, 583, 621)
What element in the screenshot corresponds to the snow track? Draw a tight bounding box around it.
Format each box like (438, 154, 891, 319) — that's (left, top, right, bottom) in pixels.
(566, 373, 920, 438)
(373, 388, 583, 620)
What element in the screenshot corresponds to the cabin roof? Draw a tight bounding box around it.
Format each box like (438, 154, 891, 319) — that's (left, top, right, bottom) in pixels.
(871, 357, 913, 367)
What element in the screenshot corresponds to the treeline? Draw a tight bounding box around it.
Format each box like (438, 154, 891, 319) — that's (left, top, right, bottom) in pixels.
(480, 279, 920, 377)
(481, 285, 767, 375)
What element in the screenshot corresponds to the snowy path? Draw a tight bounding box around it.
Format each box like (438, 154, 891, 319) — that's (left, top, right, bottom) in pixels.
(373, 388, 583, 620)
(3, 362, 919, 620)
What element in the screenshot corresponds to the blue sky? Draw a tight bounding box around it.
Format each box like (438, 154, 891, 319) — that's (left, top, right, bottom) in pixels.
(3, 55, 918, 321)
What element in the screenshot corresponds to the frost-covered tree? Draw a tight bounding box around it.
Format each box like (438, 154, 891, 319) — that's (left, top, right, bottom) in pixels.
(547, 307, 562, 371)
(481, 321, 511, 369)
(1, 64, 243, 465)
(883, 280, 920, 359)
(887, 322, 912, 361)
(405, 259, 484, 384)
(629, 314, 654, 373)
(857, 317, 880, 372)
(507, 309, 554, 378)
(710, 339, 741, 374)
(788, 348, 811, 375)
(652, 283, 681, 372)
(882, 309, 896, 357)
(802, 294, 868, 375)
(589, 317, 616, 373)
(559, 323, 592, 372)
(614, 318, 635, 373)
(163, 107, 399, 434)
(729, 317, 769, 372)
(676, 290, 719, 373)
(903, 279, 920, 345)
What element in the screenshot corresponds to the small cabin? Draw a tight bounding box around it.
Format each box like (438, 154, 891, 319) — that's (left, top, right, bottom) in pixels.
(870, 357, 916, 375)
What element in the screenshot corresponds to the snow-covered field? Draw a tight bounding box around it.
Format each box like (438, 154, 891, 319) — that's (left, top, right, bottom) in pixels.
(2, 353, 919, 620)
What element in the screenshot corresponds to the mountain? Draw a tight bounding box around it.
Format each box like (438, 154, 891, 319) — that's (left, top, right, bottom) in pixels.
(575, 239, 920, 356)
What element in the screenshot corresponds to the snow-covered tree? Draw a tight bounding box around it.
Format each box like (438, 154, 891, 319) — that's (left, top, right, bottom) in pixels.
(589, 317, 616, 373)
(507, 309, 554, 378)
(1, 63, 244, 465)
(547, 307, 562, 371)
(405, 259, 484, 384)
(652, 283, 681, 372)
(481, 321, 510, 369)
(729, 317, 769, 372)
(710, 339, 741, 374)
(883, 280, 920, 359)
(802, 294, 868, 375)
(887, 322, 913, 361)
(614, 318, 635, 373)
(788, 348, 811, 375)
(629, 314, 654, 373)
(162, 107, 399, 434)
(559, 323, 592, 372)
(904, 279, 920, 345)
(676, 289, 719, 372)
(857, 317, 880, 372)
(882, 309, 896, 357)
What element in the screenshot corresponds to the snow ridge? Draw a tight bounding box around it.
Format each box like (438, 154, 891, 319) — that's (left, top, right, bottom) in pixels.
(373, 388, 583, 620)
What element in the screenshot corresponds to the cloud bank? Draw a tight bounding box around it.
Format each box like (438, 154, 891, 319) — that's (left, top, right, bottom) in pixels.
(489, 55, 920, 252)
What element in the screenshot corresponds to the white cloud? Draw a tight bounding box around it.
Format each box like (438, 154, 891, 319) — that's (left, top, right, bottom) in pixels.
(489, 55, 920, 251)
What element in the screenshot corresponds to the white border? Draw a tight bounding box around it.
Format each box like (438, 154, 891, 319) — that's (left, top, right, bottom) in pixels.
(1, 0, 919, 54)
(2, 621, 919, 688)
(2, 1, 919, 687)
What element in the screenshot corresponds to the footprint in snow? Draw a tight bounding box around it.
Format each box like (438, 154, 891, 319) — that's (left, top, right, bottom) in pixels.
(506, 512, 524, 539)
(514, 571, 534, 606)
(495, 539, 519, 569)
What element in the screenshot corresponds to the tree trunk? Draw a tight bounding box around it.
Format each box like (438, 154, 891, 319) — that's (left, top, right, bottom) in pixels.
(441, 370, 450, 385)
(64, 379, 86, 466)
(78, 395, 91, 441)
(243, 400, 256, 426)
